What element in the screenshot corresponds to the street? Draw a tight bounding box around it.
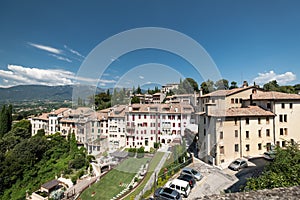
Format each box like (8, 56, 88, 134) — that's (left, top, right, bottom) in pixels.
(184, 157, 270, 199)
(224, 157, 270, 193)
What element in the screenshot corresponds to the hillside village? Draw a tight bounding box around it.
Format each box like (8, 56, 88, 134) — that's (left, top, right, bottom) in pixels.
(30, 82, 300, 167)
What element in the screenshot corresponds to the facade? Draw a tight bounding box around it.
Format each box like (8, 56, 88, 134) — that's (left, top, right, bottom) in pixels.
(31, 108, 70, 135)
(125, 103, 194, 151)
(30, 102, 195, 155)
(162, 83, 179, 94)
(197, 86, 300, 166)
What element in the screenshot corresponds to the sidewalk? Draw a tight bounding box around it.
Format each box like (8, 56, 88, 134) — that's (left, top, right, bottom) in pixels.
(133, 147, 171, 200)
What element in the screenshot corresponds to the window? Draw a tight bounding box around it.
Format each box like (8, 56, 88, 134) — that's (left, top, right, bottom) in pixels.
(239, 98, 243, 103)
(235, 98, 239, 104)
(267, 103, 271, 109)
(284, 114, 287, 122)
(258, 130, 262, 138)
(246, 144, 250, 151)
(204, 129, 206, 136)
(280, 128, 284, 135)
(204, 117, 206, 124)
(246, 131, 249, 139)
(231, 98, 234, 104)
(266, 117, 270, 124)
(235, 130, 238, 138)
(282, 141, 286, 147)
(258, 118, 261, 124)
(220, 131, 223, 140)
(246, 118, 249, 125)
(266, 129, 270, 137)
(258, 143, 262, 150)
(284, 128, 288, 135)
(279, 115, 283, 122)
(235, 144, 239, 152)
(290, 103, 293, 109)
(276, 141, 280, 146)
(281, 103, 285, 109)
(220, 146, 224, 154)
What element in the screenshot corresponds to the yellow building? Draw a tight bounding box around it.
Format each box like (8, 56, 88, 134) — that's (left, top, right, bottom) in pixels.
(197, 86, 300, 167)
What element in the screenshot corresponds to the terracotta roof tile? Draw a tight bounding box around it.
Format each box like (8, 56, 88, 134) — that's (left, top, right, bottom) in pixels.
(209, 106, 274, 117)
(252, 91, 300, 100)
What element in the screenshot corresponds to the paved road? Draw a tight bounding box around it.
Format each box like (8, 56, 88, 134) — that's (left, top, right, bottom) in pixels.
(224, 157, 270, 193)
(186, 160, 237, 200)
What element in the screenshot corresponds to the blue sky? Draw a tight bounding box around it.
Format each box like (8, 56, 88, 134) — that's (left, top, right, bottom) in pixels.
(0, 0, 300, 88)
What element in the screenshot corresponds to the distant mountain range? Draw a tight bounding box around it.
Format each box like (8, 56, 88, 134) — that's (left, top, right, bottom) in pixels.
(0, 85, 106, 103)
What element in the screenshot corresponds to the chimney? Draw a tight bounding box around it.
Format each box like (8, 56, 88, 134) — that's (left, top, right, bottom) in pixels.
(242, 81, 249, 88)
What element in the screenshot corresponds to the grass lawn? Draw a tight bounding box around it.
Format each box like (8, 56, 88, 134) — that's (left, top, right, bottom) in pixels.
(80, 157, 150, 200)
(123, 152, 165, 200)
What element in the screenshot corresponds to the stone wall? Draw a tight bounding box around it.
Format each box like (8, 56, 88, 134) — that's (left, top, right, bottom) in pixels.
(194, 186, 300, 200)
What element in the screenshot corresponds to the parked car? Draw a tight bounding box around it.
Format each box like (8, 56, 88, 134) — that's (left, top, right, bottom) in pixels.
(263, 151, 276, 161)
(181, 167, 203, 181)
(154, 187, 182, 200)
(177, 174, 196, 188)
(165, 179, 191, 198)
(228, 159, 248, 171)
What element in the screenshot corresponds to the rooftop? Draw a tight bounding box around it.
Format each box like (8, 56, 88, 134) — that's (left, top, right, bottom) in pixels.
(252, 91, 300, 100)
(41, 179, 60, 190)
(209, 106, 275, 117)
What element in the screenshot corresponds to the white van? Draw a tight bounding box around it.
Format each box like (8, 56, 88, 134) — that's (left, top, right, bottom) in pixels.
(165, 178, 191, 197)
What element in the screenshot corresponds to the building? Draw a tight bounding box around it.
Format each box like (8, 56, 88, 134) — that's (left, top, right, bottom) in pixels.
(125, 103, 194, 151)
(30, 102, 195, 155)
(162, 83, 179, 94)
(197, 86, 300, 167)
(31, 108, 70, 135)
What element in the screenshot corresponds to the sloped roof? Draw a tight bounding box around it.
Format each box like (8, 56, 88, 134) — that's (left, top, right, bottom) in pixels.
(32, 113, 49, 120)
(202, 86, 259, 97)
(41, 179, 60, 190)
(126, 103, 194, 114)
(252, 91, 300, 100)
(209, 106, 274, 117)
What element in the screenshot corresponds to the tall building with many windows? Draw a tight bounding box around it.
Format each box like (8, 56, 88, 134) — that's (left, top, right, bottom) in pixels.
(197, 86, 300, 167)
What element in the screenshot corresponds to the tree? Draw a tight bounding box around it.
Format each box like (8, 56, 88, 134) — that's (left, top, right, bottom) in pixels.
(176, 78, 199, 94)
(245, 141, 300, 191)
(215, 79, 229, 90)
(136, 146, 145, 158)
(185, 78, 199, 92)
(201, 80, 215, 95)
(94, 92, 111, 110)
(136, 85, 142, 94)
(131, 96, 140, 104)
(0, 105, 12, 137)
(263, 80, 279, 91)
(229, 81, 238, 89)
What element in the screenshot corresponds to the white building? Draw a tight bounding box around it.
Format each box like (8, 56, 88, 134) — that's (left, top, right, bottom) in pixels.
(125, 103, 194, 151)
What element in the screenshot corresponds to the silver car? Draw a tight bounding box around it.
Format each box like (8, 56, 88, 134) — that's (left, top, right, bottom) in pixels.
(228, 159, 248, 171)
(181, 167, 203, 181)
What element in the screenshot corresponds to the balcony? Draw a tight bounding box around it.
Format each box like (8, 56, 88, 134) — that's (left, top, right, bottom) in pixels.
(126, 125, 135, 132)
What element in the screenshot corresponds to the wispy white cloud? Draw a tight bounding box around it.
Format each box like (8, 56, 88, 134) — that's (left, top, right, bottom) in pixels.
(253, 70, 296, 85)
(139, 75, 144, 79)
(49, 54, 72, 63)
(64, 45, 85, 58)
(28, 42, 62, 54)
(0, 64, 116, 87)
